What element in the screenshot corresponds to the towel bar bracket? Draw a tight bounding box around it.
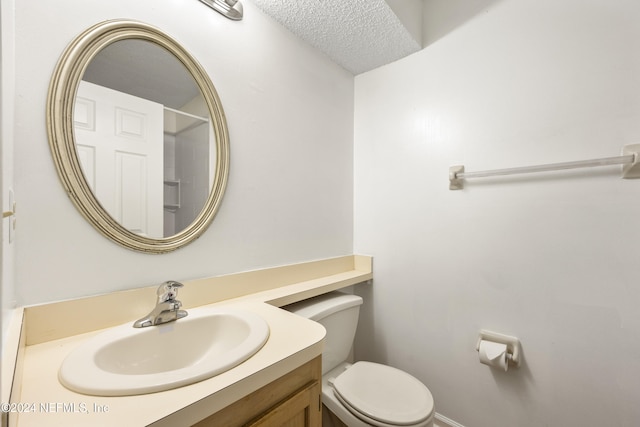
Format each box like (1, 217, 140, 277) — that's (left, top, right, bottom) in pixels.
(449, 165, 465, 190)
(622, 144, 640, 178)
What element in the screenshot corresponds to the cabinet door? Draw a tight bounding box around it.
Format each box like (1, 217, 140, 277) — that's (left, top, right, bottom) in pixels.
(247, 381, 320, 427)
(193, 357, 322, 427)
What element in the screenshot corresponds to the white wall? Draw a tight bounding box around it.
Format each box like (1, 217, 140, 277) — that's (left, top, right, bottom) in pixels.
(12, 0, 354, 305)
(1, 0, 16, 341)
(353, 1, 640, 426)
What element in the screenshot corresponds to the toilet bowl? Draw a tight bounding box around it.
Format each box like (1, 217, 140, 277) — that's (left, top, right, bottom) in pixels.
(284, 292, 435, 427)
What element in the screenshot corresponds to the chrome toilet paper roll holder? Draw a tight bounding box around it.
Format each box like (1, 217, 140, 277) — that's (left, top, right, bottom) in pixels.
(476, 330, 522, 368)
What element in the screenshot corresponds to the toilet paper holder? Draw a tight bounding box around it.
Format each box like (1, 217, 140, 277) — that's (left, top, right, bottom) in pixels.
(476, 330, 521, 368)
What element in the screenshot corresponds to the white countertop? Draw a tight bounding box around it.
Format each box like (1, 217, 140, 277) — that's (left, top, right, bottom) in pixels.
(8, 255, 373, 427)
(17, 300, 325, 427)
(8, 255, 372, 426)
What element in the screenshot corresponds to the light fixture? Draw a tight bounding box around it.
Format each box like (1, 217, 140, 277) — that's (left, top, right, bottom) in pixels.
(199, 0, 243, 21)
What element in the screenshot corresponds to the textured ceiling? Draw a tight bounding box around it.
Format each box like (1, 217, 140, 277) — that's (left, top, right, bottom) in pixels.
(249, 0, 422, 75)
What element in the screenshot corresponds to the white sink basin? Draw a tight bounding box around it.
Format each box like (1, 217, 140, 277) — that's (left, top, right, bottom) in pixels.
(59, 306, 270, 396)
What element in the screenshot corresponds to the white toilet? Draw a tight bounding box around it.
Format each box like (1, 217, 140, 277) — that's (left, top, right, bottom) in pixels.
(285, 292, 435, 427)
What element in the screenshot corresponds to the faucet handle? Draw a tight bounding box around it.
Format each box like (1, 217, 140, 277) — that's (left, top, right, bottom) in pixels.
(157, 280, 184, 303)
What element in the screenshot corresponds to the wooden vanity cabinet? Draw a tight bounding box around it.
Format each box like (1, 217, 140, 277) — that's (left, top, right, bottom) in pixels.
(193, 356, 322, 427)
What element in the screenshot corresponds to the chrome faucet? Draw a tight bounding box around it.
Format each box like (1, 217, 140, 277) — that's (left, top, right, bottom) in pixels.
(133, 281, 188, 328)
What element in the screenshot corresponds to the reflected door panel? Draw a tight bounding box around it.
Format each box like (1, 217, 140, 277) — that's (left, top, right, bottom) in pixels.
(74, 81, 163, 237)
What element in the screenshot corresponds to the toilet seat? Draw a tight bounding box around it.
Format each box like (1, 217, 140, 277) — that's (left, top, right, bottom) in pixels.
(332, 361, 434, 427)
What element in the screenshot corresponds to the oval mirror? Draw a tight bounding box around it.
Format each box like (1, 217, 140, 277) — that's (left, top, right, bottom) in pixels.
(47, 20, 230, 253)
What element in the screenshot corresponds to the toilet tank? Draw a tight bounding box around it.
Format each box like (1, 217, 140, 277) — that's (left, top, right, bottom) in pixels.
(284, 292, 363, 375)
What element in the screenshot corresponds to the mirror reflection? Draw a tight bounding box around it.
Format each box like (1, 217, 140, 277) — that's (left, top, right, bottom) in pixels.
(74, 40, 215, 238)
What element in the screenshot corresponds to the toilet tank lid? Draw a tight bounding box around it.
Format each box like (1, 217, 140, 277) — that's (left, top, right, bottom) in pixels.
(283, 292, 363, 321)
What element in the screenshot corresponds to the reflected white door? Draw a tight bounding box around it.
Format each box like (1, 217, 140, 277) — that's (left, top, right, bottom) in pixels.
(74, 80, 164, 237)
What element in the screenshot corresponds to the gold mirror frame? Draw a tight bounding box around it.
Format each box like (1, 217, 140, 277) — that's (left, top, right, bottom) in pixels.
(47, 20, 230, 253)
